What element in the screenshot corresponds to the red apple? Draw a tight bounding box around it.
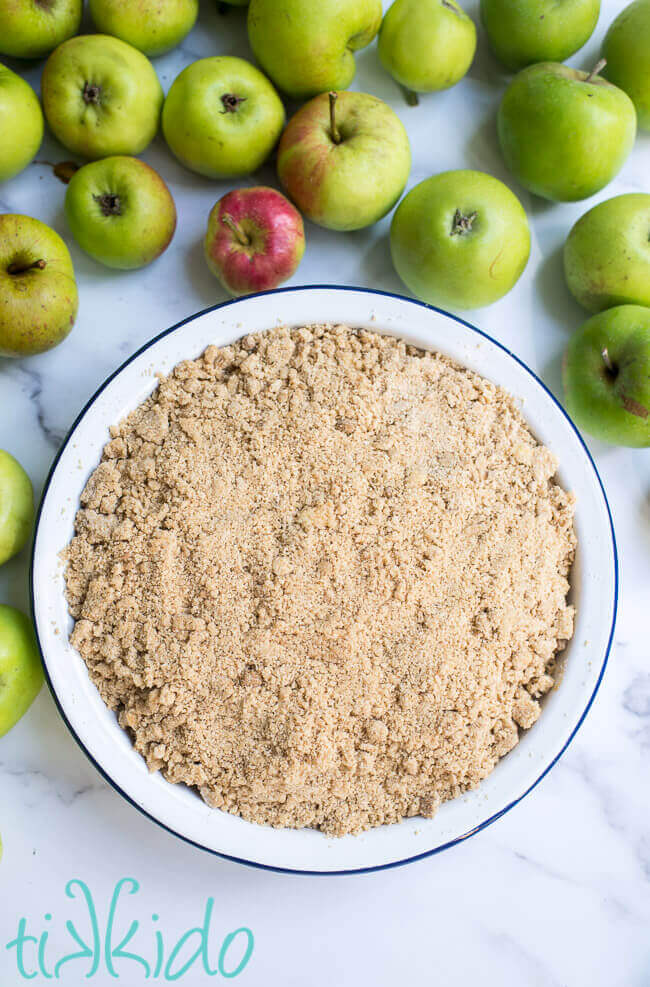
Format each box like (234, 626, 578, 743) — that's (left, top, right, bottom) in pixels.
(204, 186, 305, 297)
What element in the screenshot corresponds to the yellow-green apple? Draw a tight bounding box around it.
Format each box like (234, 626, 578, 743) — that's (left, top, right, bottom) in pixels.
(390, 169, 530, 309)
(0, 64, 43, 183)
(42, 34, 163, 159)
(0, 606, 43, 738)
(379, 0, 476, 97)
(0, 214, 78, 357)
(277, 91, 411, 232)
(248, 0, 382, 100)
(602, 0, 650, 131)
(0, 450, 33, 566)
(481, 0, 600, 71)
(0, 0, 82, 59)
(88, 0, 199, 57)
(65, 156, 177, 270)
(204, 187, 305, 296)
(498, 61, 636, 201)
(564, 194, 650, 312)
(162, 56, 285, 179)
(563, 305, 650, 446)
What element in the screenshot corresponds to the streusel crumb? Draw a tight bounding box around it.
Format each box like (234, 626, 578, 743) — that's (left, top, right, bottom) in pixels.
(65, 325, 576, 836)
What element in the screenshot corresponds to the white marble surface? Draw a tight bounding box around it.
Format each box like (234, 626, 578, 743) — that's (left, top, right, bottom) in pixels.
(1, 1, 649, 983)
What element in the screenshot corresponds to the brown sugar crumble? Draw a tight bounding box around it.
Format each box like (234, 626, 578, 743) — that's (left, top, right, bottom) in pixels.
(64, 324, 576, 837)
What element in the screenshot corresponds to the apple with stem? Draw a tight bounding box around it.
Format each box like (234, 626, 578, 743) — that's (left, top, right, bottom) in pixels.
(498, 59, 637, 202)
(204, 187, 305, 297)
(0, 214, 78, 357)
(379, 0, 477, 102)
(278, 91, 411, 232)
(563, 304, 650, 446)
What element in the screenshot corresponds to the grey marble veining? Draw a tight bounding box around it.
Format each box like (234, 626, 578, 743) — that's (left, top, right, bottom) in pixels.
(1, 2, 649, 984)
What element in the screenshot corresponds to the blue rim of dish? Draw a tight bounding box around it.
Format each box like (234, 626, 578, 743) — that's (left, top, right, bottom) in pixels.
(30, 285, 619, 877)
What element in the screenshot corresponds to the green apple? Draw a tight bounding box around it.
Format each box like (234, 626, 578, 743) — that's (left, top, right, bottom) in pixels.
(390, 169, 530, 309)
(42, 34, 163, 160)
(248, 0, 382, 100)
(498, 61, 637, 202)
(563, 305, 650, 446)
(162, 56, 285, 179)
(480, 0, 600, 71)
(89, 0, 199, 57)
(0, 64, 43, 183)
(564, 194, 650, 313)
(0, 451, 34, 566)
(0, 606, 43, 738)
(379, 0, 476, 95)
(602, 0, 650, 131)
(0, 214, 78, 357)
(65, 157, 177, 270)
(0, 0, 82, 59)
(278, 91, 411, 231)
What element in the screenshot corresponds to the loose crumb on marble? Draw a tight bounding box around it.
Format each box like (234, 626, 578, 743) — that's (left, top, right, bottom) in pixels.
(64, 324, 576, 837)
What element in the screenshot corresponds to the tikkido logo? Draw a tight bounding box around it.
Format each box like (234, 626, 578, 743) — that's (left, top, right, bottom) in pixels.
(5, 879, 254, 981)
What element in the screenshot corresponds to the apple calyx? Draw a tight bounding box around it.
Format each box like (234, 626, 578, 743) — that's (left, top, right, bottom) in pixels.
(221, 94, 247, 114)
(7, 258, 47, 275)
(329, 92, 342, 145)
(450, 209, 478, 235)
(221, 214, 251, 248)
(585, 59, 607, 84)
(82, 82, 102, 106)
(93, 193, 122, 217)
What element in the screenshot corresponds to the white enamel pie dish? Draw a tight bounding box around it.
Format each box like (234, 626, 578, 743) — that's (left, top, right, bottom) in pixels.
(31, 286, 618, 874)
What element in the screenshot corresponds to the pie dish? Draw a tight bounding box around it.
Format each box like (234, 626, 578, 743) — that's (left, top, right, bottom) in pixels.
(31, 286, 617, 874)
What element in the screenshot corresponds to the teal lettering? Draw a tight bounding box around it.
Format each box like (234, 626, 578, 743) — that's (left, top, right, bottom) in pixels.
(218, 928, 254, 979)
(38, 918, 53, 979)
(164, 898, 217, 981)
(152, 915, 164, 979)
(54, 880, 100, 978)
(6, 918, 38, 980)
(105, 878, 150, 978)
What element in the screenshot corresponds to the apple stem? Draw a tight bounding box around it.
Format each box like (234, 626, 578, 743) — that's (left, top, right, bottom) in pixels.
(442, 0, 463, 18)
(601, 347, 618, 377)
(451, 209, 478, 235)
(7, 258, 47, 275)
(221, 214, 251, 247)
(585, 59, 607, 84)
(403, 87, 419, 107)
(329, 92, 342, 145)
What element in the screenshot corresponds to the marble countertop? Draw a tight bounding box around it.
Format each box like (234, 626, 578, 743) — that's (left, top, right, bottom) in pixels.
(1, 1, 649, 983)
